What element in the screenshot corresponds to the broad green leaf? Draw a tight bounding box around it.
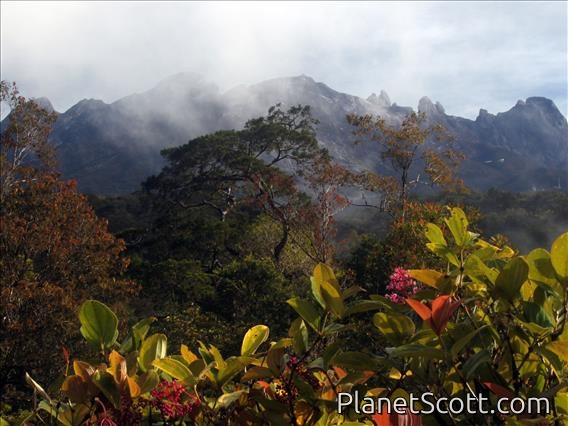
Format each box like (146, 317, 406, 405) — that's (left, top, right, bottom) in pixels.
(79, 300, 118, 350)
(289, 318, 308, 354)
(92, 371, 121, 408)
(444, 207, 469, 247)
(332, 351, 382, 371)
(181, 344, 199, 364)
(425, 223, 447, 246)
(312, 263, 339, 291)
(153, 357, 193, 382)
(494, 257, 529, 301)
(138, 333, 167, 372)
(241, 325, 269, 356)
(550, 232, 568, 280)
(464, 255, 497, 285)
(241, 366, 273, 382)
(217, 390, 246, 407)
(386, 344, 444, 360)
(320, 279, 345, 318)
(137, 370, 160, 395)
(426, 243, 460, 266)
(217, 357, 245, 387)
(522, 302, 553, 328)
(61, 375, 89, 404)
(546, 340, 568, 363)
(408, 269, 445, 289)
(526, 248, 564, 296)
(462, 349, 490, 379)
(120, 316, 156, 353)
(450, 325, 488, 358)
(373, 312, 415, 345)
(287, 298, 321, 332)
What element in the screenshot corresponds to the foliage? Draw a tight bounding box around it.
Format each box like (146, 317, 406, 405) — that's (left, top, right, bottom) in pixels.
(17, 209, 567, 425)
(347, 111, 465, 218)
(0, 84, 137, 408)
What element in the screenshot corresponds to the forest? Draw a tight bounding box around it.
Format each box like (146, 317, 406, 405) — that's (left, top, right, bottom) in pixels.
(1, 81, 567, 425)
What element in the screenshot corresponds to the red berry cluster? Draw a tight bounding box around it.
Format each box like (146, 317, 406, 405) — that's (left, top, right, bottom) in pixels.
(150, 380, 200, 420)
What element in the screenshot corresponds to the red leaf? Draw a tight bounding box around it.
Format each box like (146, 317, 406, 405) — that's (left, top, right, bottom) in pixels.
(430, 295, 460, 335)
(405, 298, 432, 321)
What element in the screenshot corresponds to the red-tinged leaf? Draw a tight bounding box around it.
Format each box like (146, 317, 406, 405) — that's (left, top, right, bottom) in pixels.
(406, 298, 432, 321)
(430, 295, 460, 335)
(62, 346, 70, 365)
(483, 382, 515, 399)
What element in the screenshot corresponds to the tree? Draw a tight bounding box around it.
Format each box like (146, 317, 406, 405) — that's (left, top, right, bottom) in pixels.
(0, 83, 136, 404)
(347, 111, 465, 219)
(1, 81, 57, 196)
(145, 104, 329, 264)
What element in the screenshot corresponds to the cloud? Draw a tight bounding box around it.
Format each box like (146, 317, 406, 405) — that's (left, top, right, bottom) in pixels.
(1, 1, 566, 119)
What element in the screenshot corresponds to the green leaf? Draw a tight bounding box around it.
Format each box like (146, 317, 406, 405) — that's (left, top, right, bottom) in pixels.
(551, 232, 568, 280)
(137, 370, 160, 395)
(444, 207, 469, 247)
(386, 344, 444, 360)
(462, 349, 490, 379)
(92, 371, 121, 408)
(450, 325, 488, 358)
(526, 248, 564, 296)
(546, 340, 568, 363)
(320, 279, 345, 318)
(425, 223, 447, 246)
(241, 366, 273, 382)
(138, 333, 167, 372)
(120, 317, 156, 353)
(79, 300, 118, 350)
(289, 318, 308, 354)
(287, 298, 321, 332)
(408, 269, 445, 289)
(426, 243, 460, 266)
(241, 325, 269, 356)
(153, 357, 193, 382)
(373, 313, 415, 346)
(216, 357, 245, 387)
(332, 351, 382, 371)
(494, 257, 529, 301)
(217, 390, 245, 408)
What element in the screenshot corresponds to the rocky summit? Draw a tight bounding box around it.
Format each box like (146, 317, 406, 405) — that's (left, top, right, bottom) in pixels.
(16, 73, 567, 195)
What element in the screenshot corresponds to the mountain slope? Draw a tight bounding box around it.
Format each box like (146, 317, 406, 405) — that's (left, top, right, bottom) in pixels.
(31, 73, 568, 195)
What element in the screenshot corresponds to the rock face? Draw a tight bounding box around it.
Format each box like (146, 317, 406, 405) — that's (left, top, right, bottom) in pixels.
(10, 73, 566, 195)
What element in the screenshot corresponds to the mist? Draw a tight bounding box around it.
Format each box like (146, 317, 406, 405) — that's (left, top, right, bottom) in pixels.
(1, 2, 566, 119)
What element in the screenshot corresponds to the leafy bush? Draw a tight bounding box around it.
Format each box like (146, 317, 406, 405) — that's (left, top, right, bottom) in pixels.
(11, 209, 567, 425)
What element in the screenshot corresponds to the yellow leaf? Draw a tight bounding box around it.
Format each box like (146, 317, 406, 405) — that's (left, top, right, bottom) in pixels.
(181, 344, 198, 364)
(408, 269, 444, 289)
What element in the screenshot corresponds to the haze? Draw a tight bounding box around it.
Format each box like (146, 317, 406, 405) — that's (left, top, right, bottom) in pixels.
(1, 1, 566, 119)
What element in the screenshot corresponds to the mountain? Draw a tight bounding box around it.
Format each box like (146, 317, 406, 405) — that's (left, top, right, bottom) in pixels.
(24, 73, 568, 195)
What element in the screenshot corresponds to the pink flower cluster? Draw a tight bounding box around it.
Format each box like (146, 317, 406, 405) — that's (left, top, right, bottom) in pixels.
(385, 267, 420, 304)
(150, 380, 200, 420)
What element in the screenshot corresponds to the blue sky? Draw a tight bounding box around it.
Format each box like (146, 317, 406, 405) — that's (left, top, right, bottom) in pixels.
(1, 1, 566, 119)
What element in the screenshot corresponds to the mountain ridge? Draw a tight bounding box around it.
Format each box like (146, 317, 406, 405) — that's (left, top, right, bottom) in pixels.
(11, 73, 567, 195)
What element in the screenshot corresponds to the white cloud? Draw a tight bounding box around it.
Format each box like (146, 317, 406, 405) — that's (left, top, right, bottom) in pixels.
(1, 1, 566, 118)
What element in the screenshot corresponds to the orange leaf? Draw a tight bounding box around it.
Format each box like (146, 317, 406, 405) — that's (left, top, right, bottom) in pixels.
(405, 298, 432, 321)
(430, 295, 460, 335)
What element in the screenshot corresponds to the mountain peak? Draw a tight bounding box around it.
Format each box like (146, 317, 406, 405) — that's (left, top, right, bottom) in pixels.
(367, 90, 391, 107)
(32, 97, 56, 113)
(418, 96, 445, 115)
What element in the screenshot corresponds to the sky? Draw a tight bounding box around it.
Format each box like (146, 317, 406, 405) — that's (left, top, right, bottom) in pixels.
(1, 1, 567, 120)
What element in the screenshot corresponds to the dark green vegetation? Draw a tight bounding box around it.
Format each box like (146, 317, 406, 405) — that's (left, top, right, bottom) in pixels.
(1, 81, 567, 424)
